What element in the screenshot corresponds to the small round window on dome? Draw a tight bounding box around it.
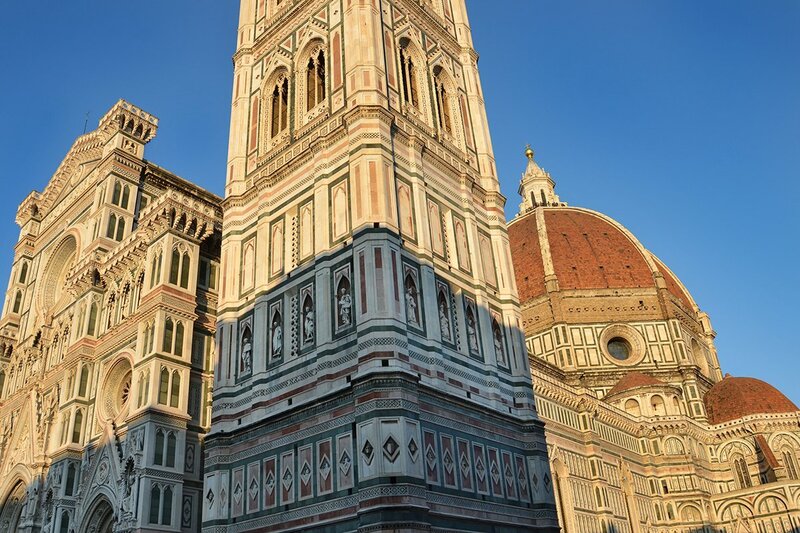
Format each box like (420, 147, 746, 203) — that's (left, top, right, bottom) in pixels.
(607, 337, 632, 361)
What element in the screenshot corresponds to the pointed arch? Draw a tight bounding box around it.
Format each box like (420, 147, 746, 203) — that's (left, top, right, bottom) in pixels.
(180, 252, 191, 288)
(169, 248, 181, 284)
(170, 371, 180, 408)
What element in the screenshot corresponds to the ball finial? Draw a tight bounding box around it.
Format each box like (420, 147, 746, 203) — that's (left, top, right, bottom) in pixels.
(525, 145, 534, 160)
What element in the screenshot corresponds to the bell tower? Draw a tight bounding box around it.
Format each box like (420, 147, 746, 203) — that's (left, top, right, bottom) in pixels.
(205, 1, 559, 531)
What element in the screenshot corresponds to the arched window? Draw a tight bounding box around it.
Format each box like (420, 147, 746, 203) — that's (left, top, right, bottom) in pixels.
(18, 262, 28, 284)
(87, 302, 98, 336)
(166, 432, 176, 467)
(733, 456, 752, 489)
(65, 463, 77, 496)
(158, 368, 169, 405)
(399, 40, 419, 109)
(59, 511, 70, 533)
(151, 251, 163, 288)
(154, 429, 165, 465)
(306, 49, 326, 111)
(12, 291, 22, 314)
(169, 249, 181, 285)
(115, 216, 125, 241)
(783, 449, 799, 479)
(60, 413, 69, 445)
(625, 399, 641, 417)
(174, 321, 184, 357)
(147, 321, 155, 353)
(651, 395, 665, 415)
(163, 318, 174, 353)
(107, 213, 117, 239)
(112, 181, 122, 205)
(0, 371, 4, 399)
(271, 76, 289, 137)
(78, 365, 90, 397)
(170, 371, 181, 408)
(162, 486, 173, 526)
(180, 252, 190, 288)
(433, 67, 452, 134)
(149, 485, 161, 524)
(121, 184, 130, 209)
(71, 410, 83, 443)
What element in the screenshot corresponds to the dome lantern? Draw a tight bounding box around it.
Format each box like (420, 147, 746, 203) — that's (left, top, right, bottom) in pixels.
(518, 146, 562, 214)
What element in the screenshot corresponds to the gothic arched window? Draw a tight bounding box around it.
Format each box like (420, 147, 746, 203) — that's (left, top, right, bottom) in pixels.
(149, 485, 161, 524)
(783, 449, 799, 479)
(169, 249, 181, 285)
(107, 213, 117, 239)
(166, 432, 177, 467)
(65, 464, 77, 496)
(112, 181, 122, 205)
(162, 486, 173, 526)
(733, 456, 752, 489)
(78, 365, 90, 397)
(306, 49, 326, 111)
(115, 216, 125, 241)
(174, 321, 184, 357)
(59, 511, 70, 533)
(150, 250, 163, 288)
(180, 252, 191, 289)
(271, 76, 289, 137)
(399, 40, 419, 109)
(163, 318, 174, 353)
(18, 262, 28, 284)
(121, 184, 131, 209)
(170, 371, 180, 408)
(71, 409, 84, 444)
(12, 290, 22, 314)
(433, 67, 452, 134)
(154, 429, 165, 465)
(158, 368, 169, 405)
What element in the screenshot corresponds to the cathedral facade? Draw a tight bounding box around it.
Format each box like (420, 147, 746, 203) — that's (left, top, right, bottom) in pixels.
(0, 100, 222, 533)
(202, 0, 557, 531)
(509, 149, 800, 533)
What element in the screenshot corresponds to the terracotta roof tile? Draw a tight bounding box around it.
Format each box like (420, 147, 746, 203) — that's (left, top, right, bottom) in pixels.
(606, 372, 665, 398)
(508, 213, 547, 302)
(704, 375, 798, 425)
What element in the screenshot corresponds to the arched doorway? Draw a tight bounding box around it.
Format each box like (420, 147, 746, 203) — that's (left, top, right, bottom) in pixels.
(82, 496, 115, 533)
(0, 481, 26, 533)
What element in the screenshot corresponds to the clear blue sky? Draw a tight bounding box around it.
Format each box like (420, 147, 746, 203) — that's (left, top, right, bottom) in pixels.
(0, 1, 798, 403)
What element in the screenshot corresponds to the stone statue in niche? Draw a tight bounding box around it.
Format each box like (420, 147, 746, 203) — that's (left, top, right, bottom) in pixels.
(404, 275, 420, 326)
(438, 291, 451, 341)
(466, 308, 479, 353)
(240, 325, 252, 375)
(337, 285, 352, 327)
(493, 322, 506, 365)
(302, 298, 315, 344)
(271, 313, 283, 357)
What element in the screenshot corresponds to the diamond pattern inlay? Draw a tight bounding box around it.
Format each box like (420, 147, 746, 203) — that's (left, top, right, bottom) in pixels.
(362, 440, 375, 466)
(383, 436, 400, 463)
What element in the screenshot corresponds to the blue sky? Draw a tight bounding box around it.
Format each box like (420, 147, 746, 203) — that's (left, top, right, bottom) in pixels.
(0, 1, 798, 404)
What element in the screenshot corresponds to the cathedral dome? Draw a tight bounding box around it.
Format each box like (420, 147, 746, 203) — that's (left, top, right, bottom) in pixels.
(508, 206, 695, 311)
(704, 375, 799, 425)
(605, 372, 667, 399)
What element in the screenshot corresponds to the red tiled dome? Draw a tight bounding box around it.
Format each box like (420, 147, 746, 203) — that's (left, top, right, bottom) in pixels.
(704, 375, 798, 425)
(605, 372, 666, 398)
(508, 207, 696, 312)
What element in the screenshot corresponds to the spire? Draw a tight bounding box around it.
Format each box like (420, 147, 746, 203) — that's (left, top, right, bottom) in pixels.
(518, 145, 561, 215)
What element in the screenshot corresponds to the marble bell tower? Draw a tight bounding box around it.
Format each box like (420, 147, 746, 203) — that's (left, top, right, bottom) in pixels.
(203, 0, 559, 531)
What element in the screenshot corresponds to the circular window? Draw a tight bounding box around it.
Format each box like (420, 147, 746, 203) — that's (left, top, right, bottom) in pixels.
(599, 324, 646, 366)
(100, 358, 134, 422)
(607, 337, 632, 361)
